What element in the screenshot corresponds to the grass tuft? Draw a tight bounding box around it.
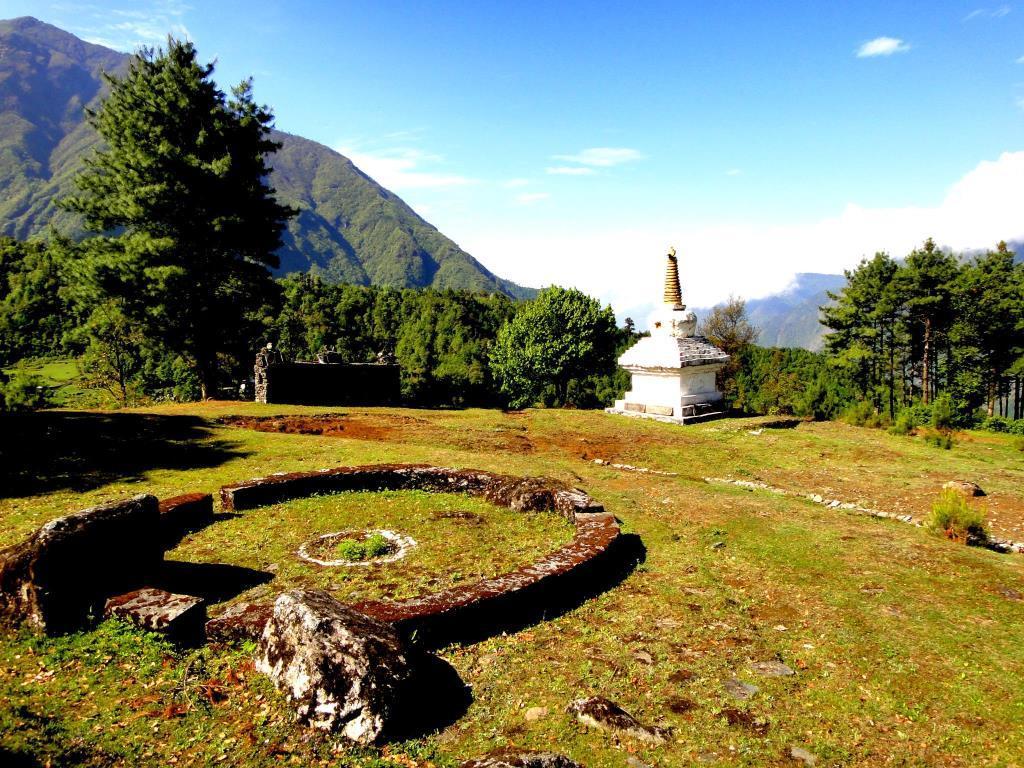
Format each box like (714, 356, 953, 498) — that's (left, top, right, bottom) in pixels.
(335, 532, 392, 561)
(927, 489, 987, 543)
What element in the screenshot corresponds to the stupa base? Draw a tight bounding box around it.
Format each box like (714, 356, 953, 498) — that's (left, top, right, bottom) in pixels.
(605, 401, 726, 425)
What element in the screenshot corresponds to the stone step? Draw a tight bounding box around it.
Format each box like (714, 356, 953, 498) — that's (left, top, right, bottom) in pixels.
(104, 587, 205, 643)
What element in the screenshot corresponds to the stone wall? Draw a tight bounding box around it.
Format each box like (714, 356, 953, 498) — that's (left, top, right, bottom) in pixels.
(255, 362, 400, 406)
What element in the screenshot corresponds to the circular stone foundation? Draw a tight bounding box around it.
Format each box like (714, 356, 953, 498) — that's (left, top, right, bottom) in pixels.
(297, 529, 416, 567)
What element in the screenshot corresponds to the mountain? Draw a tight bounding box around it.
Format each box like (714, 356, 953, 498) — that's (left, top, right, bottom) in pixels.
(0, 16, 533, 299)
(694, 272, 844, 351)
(744, 272, 844, 351)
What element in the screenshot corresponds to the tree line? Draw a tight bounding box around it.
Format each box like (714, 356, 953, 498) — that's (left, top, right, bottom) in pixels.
(821, 239, 1023, 424)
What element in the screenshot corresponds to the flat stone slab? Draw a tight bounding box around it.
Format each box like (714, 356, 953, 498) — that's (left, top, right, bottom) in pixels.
(567, 696, 668, 744)
(205, 601, 274, 643)
(750, 660, 795, 677)
(723, 678, 759, 700)
(104, 588, 205, 641)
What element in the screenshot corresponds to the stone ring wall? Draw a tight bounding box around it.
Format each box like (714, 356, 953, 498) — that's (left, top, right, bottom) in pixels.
(217, 464, 622, 644)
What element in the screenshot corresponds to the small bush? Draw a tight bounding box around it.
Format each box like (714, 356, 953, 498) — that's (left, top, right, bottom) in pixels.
(0, 372, 53, 412)
(1009, 420, 1024, 436)
(334, 532, 391, 561)
(889, 408, 919, 436)
(923, 430, 955, 450)
(927, 489, 987, 543)
(930, 393, 955, 432)
(843, 401, 888, 429)
(981, 415, 1012, 433)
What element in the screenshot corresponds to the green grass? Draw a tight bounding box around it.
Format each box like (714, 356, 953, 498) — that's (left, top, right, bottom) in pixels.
(334, 532, 391, 562)
(2, 403, 1023, 766)
(170, 490, 572, 606)
(1, 357, 110, 408)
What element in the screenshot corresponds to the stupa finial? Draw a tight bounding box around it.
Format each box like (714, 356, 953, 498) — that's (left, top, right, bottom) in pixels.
(663, 246, 683, 309)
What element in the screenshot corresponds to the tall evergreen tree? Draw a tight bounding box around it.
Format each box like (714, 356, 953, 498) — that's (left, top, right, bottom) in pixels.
(62, 39, 294, 398)
(894, 239, 959, 404)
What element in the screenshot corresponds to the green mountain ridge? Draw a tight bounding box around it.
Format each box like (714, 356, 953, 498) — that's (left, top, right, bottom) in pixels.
(0, 16, 534, 299)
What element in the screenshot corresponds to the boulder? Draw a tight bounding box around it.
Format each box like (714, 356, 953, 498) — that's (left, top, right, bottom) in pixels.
(104, 588, 205, 643)
(461, 751, 583, 768)
(567, 696, 668, 744)
(256, 589, 409, 743)
(0, 494, 161, 634)
(943, 480, 986, 497)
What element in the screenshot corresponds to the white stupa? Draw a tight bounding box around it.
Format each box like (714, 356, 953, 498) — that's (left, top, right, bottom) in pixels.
(607, 248, 729, 423)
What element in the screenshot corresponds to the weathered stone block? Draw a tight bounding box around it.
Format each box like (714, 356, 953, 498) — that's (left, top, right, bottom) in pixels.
(206, 600, 274, 643)
(646, 404, 674, 417)
(0, 494, 162, 633)
(256, 590, 410, 743)
(104, 588, 205, 642)
(159, 493, 214, 548)
(624, 402, 646, 413)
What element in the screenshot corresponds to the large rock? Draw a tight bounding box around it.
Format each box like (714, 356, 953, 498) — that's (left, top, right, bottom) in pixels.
(255, 589, 409, 743)
(461, 751, 583, 768)
(0, 494, 162, 633)
(943, 480, 986, 497)
(158, 493, 214, 548)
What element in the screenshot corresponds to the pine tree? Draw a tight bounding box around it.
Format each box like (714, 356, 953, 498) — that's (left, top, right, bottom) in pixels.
(62, 39, 295, 398)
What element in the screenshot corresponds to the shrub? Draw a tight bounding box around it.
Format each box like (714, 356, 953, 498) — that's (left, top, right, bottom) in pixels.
(981, 415, 1012, 433)
(0, 372, 53, 412)
(889, 408, 919, 436)
(335, 533, 391, 561)
(930, 393, 955, 432)
(923, 430, 955, 450)
(927, 489, 987, 543)
(842, 401, 888, 429)
(1009, 420, 1024, 436)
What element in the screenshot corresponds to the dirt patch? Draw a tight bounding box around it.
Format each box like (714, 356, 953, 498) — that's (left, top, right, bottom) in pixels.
(217, 413, 405, 441)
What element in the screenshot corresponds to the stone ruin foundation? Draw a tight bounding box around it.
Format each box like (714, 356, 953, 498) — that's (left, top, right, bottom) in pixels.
(0, 464, 628, 749)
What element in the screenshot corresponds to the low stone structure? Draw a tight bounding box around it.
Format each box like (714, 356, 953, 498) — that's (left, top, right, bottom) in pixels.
(0, 494, 162, 634)
(254, 346, 400, 406)
(158, 492, 214, 548)
(608, 248, 729, 423)
(256, 589, 410, 743)
(220, 464, 621, 644)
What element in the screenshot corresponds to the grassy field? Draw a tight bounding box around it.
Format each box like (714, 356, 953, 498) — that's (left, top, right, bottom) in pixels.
(2, 403, 1023, 767)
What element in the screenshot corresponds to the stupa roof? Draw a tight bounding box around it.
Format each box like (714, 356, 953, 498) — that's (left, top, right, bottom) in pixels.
(618, 334, 730, 370)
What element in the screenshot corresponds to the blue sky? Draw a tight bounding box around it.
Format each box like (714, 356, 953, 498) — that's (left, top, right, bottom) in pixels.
(7, 0, 1024, 319)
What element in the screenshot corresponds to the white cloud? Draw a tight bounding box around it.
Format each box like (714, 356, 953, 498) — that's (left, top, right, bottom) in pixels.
(515, 192, 551, 204)
(336, 145, 476, 190)
(502, 178, 531, 188)
(65, 0, 192, 51)
(546, 166, 597, 176)
(552, 147, 644, 167)
(462, 151, 1024, 324)
(964, 5, 1011, 20)
(856, 37, 911, 58)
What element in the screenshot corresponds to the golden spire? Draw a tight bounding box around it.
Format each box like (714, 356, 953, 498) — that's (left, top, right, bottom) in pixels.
(663, 246, 683, 308)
